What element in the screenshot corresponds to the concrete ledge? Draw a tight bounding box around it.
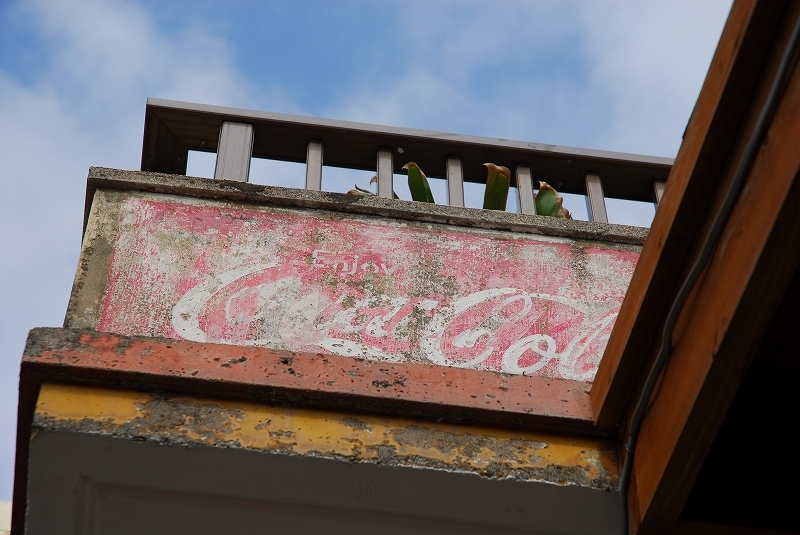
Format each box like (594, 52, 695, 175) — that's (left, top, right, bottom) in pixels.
(14, 328, 612, 535)
(21, 328, 598, 433)
(86, 167, 649, 245)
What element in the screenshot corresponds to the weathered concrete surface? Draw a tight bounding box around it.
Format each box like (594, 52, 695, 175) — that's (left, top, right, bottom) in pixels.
(15, 329, 620, 535)
(69, 179, 642, 382)
(85, 167, 649, 245)
(33, 383, 618, 490)
(22, 328, 597, 433)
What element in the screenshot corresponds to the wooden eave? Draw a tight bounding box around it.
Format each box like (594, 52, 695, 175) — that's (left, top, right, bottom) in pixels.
(590, 0, 800, 532)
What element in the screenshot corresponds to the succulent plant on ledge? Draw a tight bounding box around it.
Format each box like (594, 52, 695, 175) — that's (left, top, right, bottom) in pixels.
(482, 163, 511, 211)
(535, 181, 572, 219)
(402, 162, 436, 203)
(346, 162, 571, 220)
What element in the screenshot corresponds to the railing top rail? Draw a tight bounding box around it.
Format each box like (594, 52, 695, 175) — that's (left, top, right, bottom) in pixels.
(142, 98, 673, 201)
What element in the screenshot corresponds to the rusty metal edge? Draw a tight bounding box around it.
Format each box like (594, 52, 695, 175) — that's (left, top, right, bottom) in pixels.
(82, 167, 649, 245)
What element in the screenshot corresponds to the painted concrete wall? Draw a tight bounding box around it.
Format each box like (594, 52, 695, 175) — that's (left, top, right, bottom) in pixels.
(26, 384, 620, 535)
(78, 190, 640, 383)
(0, 500, 9, 534)
(35, 383, 617, 488)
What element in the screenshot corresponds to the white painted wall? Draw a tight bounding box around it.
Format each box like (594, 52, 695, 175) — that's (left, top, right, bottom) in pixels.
(0, 499, 10, 533)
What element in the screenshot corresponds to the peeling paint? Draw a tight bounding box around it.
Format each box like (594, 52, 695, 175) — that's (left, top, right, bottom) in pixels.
(23, 328, 598, 428)
(87, 190, 639, 382)
(34, 384, 617, 489)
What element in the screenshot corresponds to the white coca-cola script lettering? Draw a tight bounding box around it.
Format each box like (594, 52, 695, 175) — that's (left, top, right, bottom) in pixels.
(97, 197, 639, 382)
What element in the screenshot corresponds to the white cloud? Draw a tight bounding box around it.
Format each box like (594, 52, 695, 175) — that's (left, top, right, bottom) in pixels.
(322, 1, 730, 215)
(36, 0, 248, 98)
(578, 0, 732, 155)
(0, 0, 257, 499)
(326, 1, 731, 157)
(325, 2, 588, 139)
(330, 68, 473, 130)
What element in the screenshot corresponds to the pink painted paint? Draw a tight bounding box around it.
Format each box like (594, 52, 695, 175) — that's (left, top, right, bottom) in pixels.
(97, 195, 639, 381)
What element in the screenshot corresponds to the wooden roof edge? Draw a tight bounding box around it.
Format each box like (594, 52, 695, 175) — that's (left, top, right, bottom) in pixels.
(590, 0, 788, 428)
(584, 0, 800, 531)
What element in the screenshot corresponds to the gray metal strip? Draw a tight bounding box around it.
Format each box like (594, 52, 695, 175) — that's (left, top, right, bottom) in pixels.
(377, 148, 394, 199)
(516, 165, 536, 215)
(446, 157, 464, 207)
(585, 172, 609, 223)
(306, 140, 323, 191)
(214, 122, 253, 182)
(653, 180, 666, 207)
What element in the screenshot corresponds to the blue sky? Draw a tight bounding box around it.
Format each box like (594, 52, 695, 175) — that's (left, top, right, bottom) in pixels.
(0, 0, 732, 500)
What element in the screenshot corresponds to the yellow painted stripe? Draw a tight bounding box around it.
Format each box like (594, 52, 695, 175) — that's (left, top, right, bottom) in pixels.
(36, 384, 617, 483)
(36, 383, 147, 423)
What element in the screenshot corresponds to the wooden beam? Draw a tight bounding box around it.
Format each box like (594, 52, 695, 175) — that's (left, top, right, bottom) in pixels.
(591, 0, 789, 427)
(630, 5, 800, 528)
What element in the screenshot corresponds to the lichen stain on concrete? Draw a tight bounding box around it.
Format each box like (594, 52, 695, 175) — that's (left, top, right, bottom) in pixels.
(391, 425, 546, 464)
(132, 397, 245, 442)
(64, 191, 122, 330)
(340, 417, 373, 431)
(34, 384, 617, 490)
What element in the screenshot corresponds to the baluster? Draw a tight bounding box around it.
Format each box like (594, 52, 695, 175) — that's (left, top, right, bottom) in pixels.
(305, 140, 323, 191)
(653, 180, 666, 208)
(446, 156, 465, 207)
(376, 148, 394, 199)
(584, 171, 609, 223)
(516, 164, 536, 215)
(214, 122, 254, 182)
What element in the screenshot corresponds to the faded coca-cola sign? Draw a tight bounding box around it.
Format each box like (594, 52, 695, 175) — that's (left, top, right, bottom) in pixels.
(98, 196, 639, 382)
